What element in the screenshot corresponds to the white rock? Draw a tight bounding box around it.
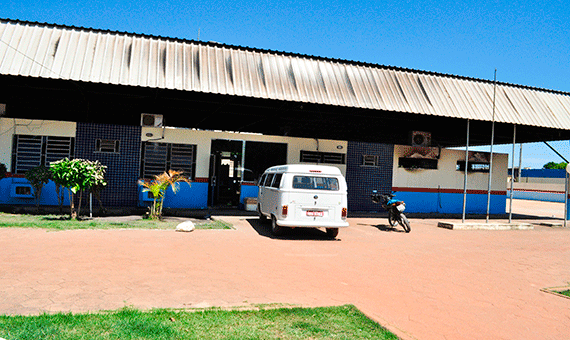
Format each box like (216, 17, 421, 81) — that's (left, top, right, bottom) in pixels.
(176, 221, 195, 232)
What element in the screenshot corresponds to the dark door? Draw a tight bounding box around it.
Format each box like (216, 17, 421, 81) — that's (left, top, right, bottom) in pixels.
(209, 140, 244, 207)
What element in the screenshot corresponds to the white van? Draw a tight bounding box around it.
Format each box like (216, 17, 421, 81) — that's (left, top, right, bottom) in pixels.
(257, 164, 349, 238)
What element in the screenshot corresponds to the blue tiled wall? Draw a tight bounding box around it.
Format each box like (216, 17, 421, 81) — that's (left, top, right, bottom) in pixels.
(75, 123, 141, 207)
(346, 142, 394, 212)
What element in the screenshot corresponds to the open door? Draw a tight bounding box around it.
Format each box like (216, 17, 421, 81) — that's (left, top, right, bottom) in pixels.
(208, 140, 243, 207)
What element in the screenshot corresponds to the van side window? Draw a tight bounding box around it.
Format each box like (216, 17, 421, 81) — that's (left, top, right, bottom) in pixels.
(259, 174, 267, 186)
(292, 176, 339, 191)
(264, 174, 275, 187)
(271, 173, 283, 188)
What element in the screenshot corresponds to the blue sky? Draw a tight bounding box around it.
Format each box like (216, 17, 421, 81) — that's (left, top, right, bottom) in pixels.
(2, 0, 570, 168)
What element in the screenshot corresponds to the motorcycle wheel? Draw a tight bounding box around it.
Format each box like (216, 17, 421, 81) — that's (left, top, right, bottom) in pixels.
(388, 210, 399, 227)
(400, 214, 411, 233)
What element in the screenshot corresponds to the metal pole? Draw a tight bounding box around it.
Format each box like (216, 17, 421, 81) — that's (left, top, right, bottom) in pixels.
(89, 192, 93, 219)
(509, 125, 516, 223)
(564, 171, 568, 228)
(486, 69, 497, 223)
(462, 119, 470, 223)
(518, 144, 523, 182)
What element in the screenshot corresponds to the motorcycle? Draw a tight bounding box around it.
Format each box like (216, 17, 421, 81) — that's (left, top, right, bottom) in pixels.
(371, 191, 411, 233)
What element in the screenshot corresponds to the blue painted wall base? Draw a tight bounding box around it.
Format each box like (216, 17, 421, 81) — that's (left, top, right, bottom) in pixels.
(393, 191, 506, 214)
(0, 178, 70, 206)
(138, 182, 208, 209)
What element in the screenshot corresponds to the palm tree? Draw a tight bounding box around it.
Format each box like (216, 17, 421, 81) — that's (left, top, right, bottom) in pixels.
(142, 170, 190, 219)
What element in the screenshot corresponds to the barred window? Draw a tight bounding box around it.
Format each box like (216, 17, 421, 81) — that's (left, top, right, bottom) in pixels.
(11, 135, 74, 174)
(300, 150, 345, 164)
(141, 142, 196, 179)
(362, 155, 377, 166)
(95, 139, 120, 153)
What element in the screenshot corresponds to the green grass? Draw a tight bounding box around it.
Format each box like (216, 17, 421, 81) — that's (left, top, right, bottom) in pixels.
(559, 289, 570, 297)
(0, 213, 231, 230)
(0, 305, 397, 340)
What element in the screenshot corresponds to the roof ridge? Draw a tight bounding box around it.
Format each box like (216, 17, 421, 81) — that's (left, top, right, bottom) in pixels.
(1, 17, 569, 97)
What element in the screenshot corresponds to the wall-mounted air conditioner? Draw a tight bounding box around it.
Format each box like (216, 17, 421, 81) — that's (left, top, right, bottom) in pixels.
(410, 131, 431, 147)
(140, 113, 163, 127)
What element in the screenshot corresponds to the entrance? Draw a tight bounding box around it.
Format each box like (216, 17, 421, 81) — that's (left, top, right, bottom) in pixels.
(209, 139, 244, 207)
(208, 139, 288, 208)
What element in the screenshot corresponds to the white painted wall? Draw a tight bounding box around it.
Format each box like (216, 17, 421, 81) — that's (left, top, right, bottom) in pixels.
(0, 118, 76, 171)
(141, 126, 347, 178)
(393, 145, 508, 191)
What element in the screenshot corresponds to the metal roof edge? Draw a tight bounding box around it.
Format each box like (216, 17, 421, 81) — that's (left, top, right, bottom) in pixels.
(1, 17, 569, 97)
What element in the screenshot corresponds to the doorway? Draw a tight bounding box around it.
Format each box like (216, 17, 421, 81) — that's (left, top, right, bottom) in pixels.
(209, 139, 244, 207)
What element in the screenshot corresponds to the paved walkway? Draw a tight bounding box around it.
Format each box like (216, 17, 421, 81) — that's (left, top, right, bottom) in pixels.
(1, 200, 569, 340)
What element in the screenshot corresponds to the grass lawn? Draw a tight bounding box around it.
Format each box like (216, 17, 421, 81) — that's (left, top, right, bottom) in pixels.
(560, 290, 570, 298)
(0, 305, 397, 340)
(0, 212, 231, 230)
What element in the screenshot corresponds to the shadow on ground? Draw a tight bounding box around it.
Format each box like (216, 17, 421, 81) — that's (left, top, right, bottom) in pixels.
(246, 218, 340, 241)
(371, 223, 408, 233)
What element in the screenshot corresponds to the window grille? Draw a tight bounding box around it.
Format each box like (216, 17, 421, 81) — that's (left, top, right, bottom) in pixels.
(362, 155, 377, 166)
(141, 142, 196, 179)
(95, 139, 120, 153)
(12, 135, 74, 174)
(300, 150, 346, 164)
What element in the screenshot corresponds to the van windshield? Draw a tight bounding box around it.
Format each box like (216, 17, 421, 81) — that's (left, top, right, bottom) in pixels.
(292, 176, 339, 191)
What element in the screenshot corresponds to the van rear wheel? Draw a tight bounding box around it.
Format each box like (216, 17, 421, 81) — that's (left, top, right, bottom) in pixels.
(326, 228, 339, 239)
(271, 215, 285, 236)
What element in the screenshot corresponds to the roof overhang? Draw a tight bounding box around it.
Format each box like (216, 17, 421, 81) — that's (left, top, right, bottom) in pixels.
(2, 19, 570, 146)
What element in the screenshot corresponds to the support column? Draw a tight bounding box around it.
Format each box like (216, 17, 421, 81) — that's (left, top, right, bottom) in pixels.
(462, 119, 470, 223)
(509, 125, 516, 223)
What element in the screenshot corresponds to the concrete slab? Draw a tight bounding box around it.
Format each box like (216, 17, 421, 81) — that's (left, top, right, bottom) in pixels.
(438, 221, 534, 230)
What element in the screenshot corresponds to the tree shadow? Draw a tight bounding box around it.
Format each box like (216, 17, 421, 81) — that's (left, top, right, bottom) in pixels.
(246, 218, 340, 241)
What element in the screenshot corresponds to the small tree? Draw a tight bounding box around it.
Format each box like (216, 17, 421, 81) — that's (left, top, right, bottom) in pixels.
(142, 170, 190, 220)
(25, 165, 52, 212)
(543, 161, 568, 170)
(50, 158, 107, 219)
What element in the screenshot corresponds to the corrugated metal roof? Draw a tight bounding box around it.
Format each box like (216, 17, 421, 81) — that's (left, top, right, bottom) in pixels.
(2, 18, 570, 130)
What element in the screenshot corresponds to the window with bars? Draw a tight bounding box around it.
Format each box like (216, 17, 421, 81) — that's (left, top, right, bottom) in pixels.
(11, 135, 74, 174)
(299, 150, 345, 164)
(95, 139, 120, 153)
(362, 155, 378, 166)
(140, 142, 196, 179)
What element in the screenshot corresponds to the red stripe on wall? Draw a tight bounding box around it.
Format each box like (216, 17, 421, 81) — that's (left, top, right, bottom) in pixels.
(5, 173, 25, 178)
(392, 187, 507, 196)
(194, 177, 209, 183)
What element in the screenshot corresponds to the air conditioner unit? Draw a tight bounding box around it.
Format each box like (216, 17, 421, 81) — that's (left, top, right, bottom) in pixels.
(410, 131, 431, 147)
(140, 114, 163, 127)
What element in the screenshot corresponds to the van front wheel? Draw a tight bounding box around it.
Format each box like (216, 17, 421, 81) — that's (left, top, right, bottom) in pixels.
(258, 204, 267, 222)
(271, 215, 285, 236)
(326, 228, 339, 239)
